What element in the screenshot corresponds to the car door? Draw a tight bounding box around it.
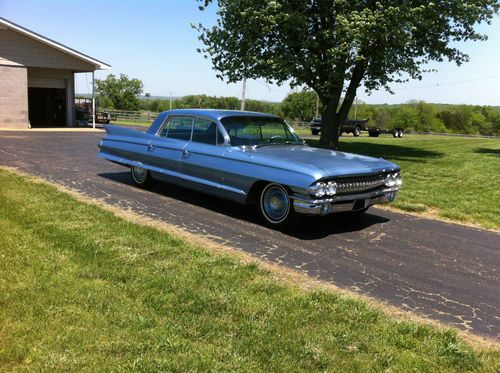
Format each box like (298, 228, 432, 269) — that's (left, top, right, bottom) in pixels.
(180, 116, 227, 194)
(146, 115, 193, 181)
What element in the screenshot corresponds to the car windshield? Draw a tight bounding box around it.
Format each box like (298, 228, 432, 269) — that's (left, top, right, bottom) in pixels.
(221, 116, 301, 147)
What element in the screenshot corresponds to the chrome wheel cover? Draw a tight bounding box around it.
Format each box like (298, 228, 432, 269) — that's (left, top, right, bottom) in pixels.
(261, 184, 290, 223)
(132, 166, 147, 183)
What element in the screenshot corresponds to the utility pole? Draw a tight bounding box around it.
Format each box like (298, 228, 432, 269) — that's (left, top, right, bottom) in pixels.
(315, 91, 320, 119)
(169, 91, 173, 110)
(240, 78, 247, 111)
(354, 97, 358, 120)
(91, 71, 96, 129)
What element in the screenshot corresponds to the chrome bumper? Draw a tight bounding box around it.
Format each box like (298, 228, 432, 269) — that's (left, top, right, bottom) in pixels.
(292, 187, 399, 216)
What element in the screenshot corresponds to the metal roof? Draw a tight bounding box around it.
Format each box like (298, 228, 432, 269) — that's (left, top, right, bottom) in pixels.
(0, 17, 111, 70)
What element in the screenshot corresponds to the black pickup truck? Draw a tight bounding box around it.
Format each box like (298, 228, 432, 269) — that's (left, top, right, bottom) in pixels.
(310, 118, 404, 138)
(310, 118, 368, 137)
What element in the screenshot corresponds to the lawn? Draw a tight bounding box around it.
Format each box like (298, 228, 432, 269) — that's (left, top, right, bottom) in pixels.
(112, 119, 152, 127)
(307, 135, 500, 230)
(0, 168, 499, 371)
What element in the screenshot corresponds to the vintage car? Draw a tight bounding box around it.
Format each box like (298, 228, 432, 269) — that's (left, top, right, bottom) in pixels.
(98, 109, 401, 228)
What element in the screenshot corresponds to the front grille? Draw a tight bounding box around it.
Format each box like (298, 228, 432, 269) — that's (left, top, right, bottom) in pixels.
(334, 174, 385, 195)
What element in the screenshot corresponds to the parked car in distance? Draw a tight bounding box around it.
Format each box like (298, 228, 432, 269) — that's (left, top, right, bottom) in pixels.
(310, 118, 369, 137)
(98, 109, 401, 229)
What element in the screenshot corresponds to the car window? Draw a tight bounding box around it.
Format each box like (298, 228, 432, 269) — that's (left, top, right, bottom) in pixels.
(191, 117, 223, 145)
(221, 116, 300, 146)
(158, 116, 193, 141)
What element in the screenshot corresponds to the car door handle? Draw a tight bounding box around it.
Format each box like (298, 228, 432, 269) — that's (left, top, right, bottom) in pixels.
(181, 150, 191, 159)
(147, 144, 155, 152)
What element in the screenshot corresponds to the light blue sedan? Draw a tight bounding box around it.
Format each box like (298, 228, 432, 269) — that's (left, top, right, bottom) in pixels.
(98, 109, 401, 228)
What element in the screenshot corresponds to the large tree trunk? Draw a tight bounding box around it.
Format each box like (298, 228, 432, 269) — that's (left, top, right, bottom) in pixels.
(318, 87, 343, 149)
(318, 61, 367, 149)
(319, 101, 340, 149)
(319, 100, 338, 149)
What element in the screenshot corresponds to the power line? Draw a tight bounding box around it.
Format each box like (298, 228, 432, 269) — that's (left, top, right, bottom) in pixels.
(398, 74, 500, 90)
(255, 79, 290, 94)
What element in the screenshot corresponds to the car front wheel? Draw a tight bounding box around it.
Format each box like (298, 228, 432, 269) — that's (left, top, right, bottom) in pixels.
(131, 165, 154, 188)
(259, 183, 298, 229)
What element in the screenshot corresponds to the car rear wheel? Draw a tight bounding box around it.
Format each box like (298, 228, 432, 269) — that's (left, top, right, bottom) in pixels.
(259, 183, 298, 229)
(131, 165, 154, 188)
(311, 129, 319, 135)
(353, 126, 361, 137)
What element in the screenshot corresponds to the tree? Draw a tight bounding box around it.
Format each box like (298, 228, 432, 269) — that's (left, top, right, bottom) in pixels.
(95, 74, 144, 110)
(391, 105, 418, 131)
(195, 0, 498, 148)
(281, 91, 317, 121)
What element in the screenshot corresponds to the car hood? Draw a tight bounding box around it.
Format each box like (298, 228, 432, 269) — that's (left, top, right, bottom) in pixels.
(242, 145, 398, 178)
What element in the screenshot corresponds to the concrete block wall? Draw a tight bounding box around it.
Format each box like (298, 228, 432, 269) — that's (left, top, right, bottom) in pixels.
(0, 65, 28, 129)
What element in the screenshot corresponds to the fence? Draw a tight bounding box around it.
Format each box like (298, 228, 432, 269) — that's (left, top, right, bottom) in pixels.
(105, 109, 158, 122)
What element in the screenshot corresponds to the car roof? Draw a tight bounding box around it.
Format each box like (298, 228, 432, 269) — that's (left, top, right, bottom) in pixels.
(161, 109, 279, 121)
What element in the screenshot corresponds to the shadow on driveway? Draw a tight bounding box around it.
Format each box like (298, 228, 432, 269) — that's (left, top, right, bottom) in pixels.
(98, 171, 390, 240)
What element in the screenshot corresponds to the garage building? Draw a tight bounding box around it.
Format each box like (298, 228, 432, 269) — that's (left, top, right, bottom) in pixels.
(0, 17, 110, 129)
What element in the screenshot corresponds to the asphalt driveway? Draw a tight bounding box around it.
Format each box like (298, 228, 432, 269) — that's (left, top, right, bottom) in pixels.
(1, 129, 499, 340)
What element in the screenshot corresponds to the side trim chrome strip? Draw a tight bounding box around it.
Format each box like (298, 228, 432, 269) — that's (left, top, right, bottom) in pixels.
(97, 151, 247, 196)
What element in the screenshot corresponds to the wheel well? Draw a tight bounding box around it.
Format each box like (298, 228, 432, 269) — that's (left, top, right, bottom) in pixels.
(246, 180, 269, 205)
(246, 181, 295, 205)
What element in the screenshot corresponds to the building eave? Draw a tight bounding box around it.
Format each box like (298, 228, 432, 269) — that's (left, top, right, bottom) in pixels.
(0, 17, 111, 70)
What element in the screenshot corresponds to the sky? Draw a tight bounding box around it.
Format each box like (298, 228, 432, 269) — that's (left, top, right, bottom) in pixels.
(1, 0, 499, 105)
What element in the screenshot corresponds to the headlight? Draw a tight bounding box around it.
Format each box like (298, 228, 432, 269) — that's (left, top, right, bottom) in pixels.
(307, 181, 337, 197)
(395, 172, 402, 187)
(317, 183, 326, 197)
(326, 181, 337, 195)
(384, 173, 396, 187)
(384, 172, 402, 188)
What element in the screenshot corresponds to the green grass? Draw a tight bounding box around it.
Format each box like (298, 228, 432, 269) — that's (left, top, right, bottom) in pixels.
(292, 127, 310, 136)
(1, 169, 499, 371)
(307, 134, 500, 230)
(112, 119, 152, 127)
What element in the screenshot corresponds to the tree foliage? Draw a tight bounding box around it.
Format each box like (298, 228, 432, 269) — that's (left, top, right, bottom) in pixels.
(349, 101, 499, 135)
(195, 0, 498, 148)
(281, 91, 317, 121)
(95, 74, 144, 111)
(139, 94, 282, 115)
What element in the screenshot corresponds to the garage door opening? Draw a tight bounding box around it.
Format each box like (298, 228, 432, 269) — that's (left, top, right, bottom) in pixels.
(28, 87, 66, 127)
